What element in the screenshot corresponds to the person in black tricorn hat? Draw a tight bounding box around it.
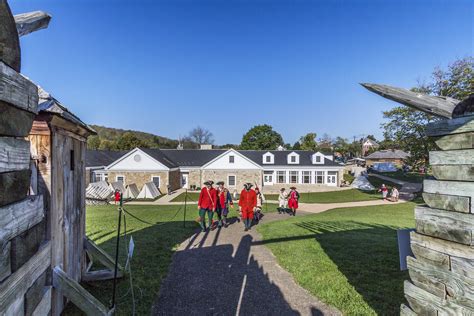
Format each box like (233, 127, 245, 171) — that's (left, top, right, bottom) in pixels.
(216, 181, 233, 227)
(288, 186, 300, 216)
(197, 180, 217, 232)
(238, 183, 257, 231)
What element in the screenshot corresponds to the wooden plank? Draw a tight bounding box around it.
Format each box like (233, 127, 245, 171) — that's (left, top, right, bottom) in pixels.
(0, 137, 30, 173)
(422, 192, 470, 214)
(0, 242, 50, 311)
(2, 296, 24, 316)
(14, 11, 51, 37)
(361, 83, 457, 118)
(84, 237, 123, 273)
(451, 256, 474, 280)
(424, 179, 474, 213)
(24, 270, 47, 316)
(435, 132, 474, 150)
(0, 100, 35, 137)
(430, 149, 474, 165)
(11, 220, 45, 272)
(400, 304, 416, 316)
(411, 243, 450, 270)
(426, 115, 474, 137)
(52, 266, 111, 316)
(408, 256, 474, 309)
(415, 206, 474, 245)
(82, 269, 116, 282)
(31, 286, 51, 316)
(411, 232, 474, 259)
(0, 241, 11, 282)
(0, 0, 21, 71)
(0, 169, 30, 207)
(0, 61, 38, 112)
(0, 195, 44, 244)
(432, 165, 474, 182)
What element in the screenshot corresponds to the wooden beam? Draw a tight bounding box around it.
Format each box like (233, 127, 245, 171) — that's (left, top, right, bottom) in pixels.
(14, 11, 51, 37)
(0, 241, 11, 282)
(0, 169, 30, 207)
(0, 61, 38, 113)
(432, 165, 474, 182)
(407, 257, 447, 299)
(411, 232, 474, 259)
(424, 179, 474, 213)
(31, 286, 51, 316)
(426, 115, 474, 137)
(0, 195, 44, 245)
(435, 132, 474, 150)
(422, 192, 470, 214)
(361, 83, 458, 118)
(451, 256, 474, 280)
(430, 149, 474, 165)
(0, 0, 21, 71)
(52, 266, 111, 316)
(0, 137, 30, 173)
(0, 100, 35, 137)
(84, 237, 123, 273)
(410, 243, 450, 270)
(400, 304, 416, 316)
(415, 206, 474, 246)
(0, 242, 50, 312)
(82, 270, 116, 282)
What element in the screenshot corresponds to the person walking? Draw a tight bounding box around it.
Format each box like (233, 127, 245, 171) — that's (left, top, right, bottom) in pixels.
(288, 187, 299, 216)
(278, 188, 288, 214)
(378, 184, 388, 201)
(197, 180, 217, 232)
(254, 187, 265, 224)
(216, 181, 233, 227)
(238, 183, 257, 231)
(389, 186, 399, 202)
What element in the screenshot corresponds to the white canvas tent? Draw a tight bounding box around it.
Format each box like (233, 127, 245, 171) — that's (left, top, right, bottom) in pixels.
(137, 182, 161, 199)
(351, 175, 375, 191)
(86, 181, 113, 205)
(109, 181, 125, 193)
(123, 183, 140, 199)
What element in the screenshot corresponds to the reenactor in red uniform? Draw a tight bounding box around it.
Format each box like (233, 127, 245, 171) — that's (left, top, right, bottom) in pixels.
(238, 183, 257, 231)
(197, 180, 217, 232)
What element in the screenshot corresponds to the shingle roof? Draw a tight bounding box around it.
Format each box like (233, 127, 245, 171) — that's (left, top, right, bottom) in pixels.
(240, 150, 341, 167)
(160, 149, 226, 167)
(86, 150, 128, 167)
(365, 149, 409, 160)
(140, 148, 179, 168)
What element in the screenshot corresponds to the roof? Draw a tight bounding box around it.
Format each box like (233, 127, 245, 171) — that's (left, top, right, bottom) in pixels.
(37, 86, 96, 134)
(160, 149, 226, 167)
(140, 148, 180, 168)
(363, 138, 379, 146)
(86, 150, 128, 167)
(240, 150, 340, 167)
(365, 149, 409, 160)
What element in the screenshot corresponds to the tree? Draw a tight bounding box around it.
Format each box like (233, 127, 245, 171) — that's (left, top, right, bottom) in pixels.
(299, 133, 318, 151)
(240, 124, 284, 150)
(318, 133, 333, 152)
(115, 132, 148, 150)
(188, 126, 214, 144)
(381, 57, 473, 167)
(98, 139, 118, 150)
(292, 141, 301, 150)
(87, 135, 101, 150)
(332, 137, 350, 157)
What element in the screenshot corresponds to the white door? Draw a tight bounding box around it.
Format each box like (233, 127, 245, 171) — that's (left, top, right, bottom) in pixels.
(327, 171, 337, 186)
(263, 171, 274, 186)
(182, 174, 189, 189)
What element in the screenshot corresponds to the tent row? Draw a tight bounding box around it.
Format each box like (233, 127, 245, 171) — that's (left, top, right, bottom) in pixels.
(85, 181, 162, 204)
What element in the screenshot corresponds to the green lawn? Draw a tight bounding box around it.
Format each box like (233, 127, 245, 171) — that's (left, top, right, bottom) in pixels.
(170, 192, 200, 202)
(64, 204, 198, 315)
(266, 189, 382, 204)
(258, 202, 416, 315)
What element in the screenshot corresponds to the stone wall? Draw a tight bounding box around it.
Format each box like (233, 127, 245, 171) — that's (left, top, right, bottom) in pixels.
(108, 171, 169, 193)
(201, 170, 262, 192)
(187, 170, 201, 188)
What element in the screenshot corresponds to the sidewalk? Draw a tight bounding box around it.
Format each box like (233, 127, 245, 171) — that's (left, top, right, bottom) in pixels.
(369, 173, 422, 200)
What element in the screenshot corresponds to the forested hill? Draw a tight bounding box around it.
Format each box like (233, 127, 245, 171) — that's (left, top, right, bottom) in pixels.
(87, 125, 196, 150)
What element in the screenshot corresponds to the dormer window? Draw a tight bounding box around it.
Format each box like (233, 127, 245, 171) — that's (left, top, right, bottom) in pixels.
(312, 152, 324, 164)
(262, 152, 274, 164)
(287, 152, 299, 164)
(316, 156, 321, 163)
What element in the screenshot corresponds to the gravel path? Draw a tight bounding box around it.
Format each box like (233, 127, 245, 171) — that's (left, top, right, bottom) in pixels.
(152, 211, 341, 316)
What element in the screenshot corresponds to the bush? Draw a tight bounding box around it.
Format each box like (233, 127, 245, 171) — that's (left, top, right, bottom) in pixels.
(343, 173, 355, 184)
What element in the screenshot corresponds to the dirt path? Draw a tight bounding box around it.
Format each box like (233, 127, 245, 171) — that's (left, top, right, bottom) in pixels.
(152, 211, 341, 316)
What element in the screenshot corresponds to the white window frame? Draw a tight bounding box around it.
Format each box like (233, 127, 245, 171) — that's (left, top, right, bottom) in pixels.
(276, 171, 286, 183)
(116, 175, 125, 183)
(229, 155, 235, 164)
(228, 174, 236, 187)
(312, 153, 324, 164)
(289, 171, 299, 184)
(262, 152, 274, 164)
(327, 171, 338, 184)
(288, 152, 300, 164)
(302, 171, 312, 184)
(151, 176, 161, 188)
(315, 171, 325, 184)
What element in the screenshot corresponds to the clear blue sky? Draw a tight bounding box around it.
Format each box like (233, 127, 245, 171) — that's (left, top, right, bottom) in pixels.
(11, 0, 473, 145)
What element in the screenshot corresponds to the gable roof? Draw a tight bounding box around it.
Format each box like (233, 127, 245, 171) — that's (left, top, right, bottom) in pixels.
(365, 149, 409, 159)
(86, 150, 128, 167)
(140, 148, 179, 168)
(201, 149, 262, 169)
(160, 149, 226, 167)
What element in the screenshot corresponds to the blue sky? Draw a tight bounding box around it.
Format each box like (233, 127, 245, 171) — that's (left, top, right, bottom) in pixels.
(11, 0, 473, 145)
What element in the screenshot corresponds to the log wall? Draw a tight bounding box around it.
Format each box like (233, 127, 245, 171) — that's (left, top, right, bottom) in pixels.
(403, 114, 474, 315)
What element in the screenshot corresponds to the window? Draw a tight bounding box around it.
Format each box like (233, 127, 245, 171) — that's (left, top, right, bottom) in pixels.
(229, 155, 235, 163)
(152, 176, 160, 188)
(289, 171, 299, 184)
(327, 171, 337, 184)
(104, 174, 108, 182)
(288, 153, 299, 164)
(263, 153, 274, 164)
(316, 171, 324, 184)
(316, 155, 321, 163)
(116, 175, 125, 183)
(291, 156, 296, 163)
(302, 171, 311, 184)
(277, 171, 286, 183)
(228, 175, 236, 186)
(266, 156, 271, 163)
(264, 171, 273, 183)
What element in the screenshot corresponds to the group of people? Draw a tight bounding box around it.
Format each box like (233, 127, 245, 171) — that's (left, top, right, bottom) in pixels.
(378, 183, 399, 202)
(197, 180, 266, 232)
(277, 187, 300, 216)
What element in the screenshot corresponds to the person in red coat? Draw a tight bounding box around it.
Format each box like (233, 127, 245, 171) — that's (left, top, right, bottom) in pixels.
(197, 180, 217, 232)
(288, 186, 300, 216)
(238, 183, 257, 231)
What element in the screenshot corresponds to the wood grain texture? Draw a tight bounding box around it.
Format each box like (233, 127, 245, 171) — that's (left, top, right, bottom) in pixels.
(0, 242, 50, 313)
(430, 149, 474, 165)
(0, 241, 11, 282)
(2, 296, 24, 316)
(82, 269, 116, 282)
(411, 243, 450, 270)
(407, 256, 447, 298)
(0, 100, 35, 137)
(0, 169, 30, 207)
(451, 256, 474, 280)
(84, 237, 123, 274)
(0, 195, 44, 245)
(435, 132, 474, 150)
(53, 266, 111, 316)
(415, 206, 474, 245)
(24, 270, 47, 316)
(411, 232, 474, 259)
(432, 165, 474, 182)
(0, 137, 30, 173)
(424, 179, 474, 213)
(14, 11, 51, 37)
(0, 61, 38, 112)
(31, 286, 51, 316)
(422, 192, 470, 214)
(426, 115, 474, 137)
(10, 220, 45, 272)
(400, 304, 417, 316)
(0, 0, 21, 71)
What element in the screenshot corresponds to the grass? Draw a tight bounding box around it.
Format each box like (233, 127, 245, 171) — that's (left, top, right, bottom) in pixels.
(266, 189, 381, 203)
(370, 170, 429, 183)
(63, 204, 198, 315)
(169, 192, 200, 202)
(258, 202, 416, 315)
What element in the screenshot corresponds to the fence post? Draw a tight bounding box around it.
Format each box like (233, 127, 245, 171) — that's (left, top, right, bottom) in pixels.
(183, 189, 187, 228)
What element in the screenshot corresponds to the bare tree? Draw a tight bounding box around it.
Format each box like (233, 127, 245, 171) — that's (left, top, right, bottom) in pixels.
(188, 126, 214, 144)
